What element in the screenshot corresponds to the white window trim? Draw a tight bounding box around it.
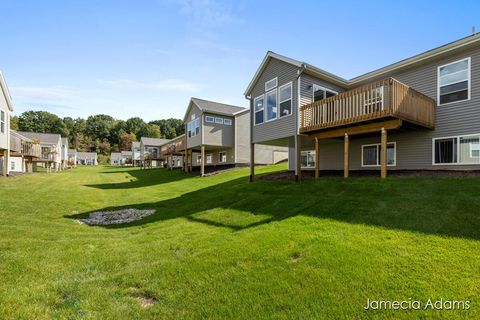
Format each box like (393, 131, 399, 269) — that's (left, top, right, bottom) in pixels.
(205, 116, 214, 123)
(215, 117, 224, 124)
(437, 57, 471, 106)
(432, 133, 480, 165)
(265, 77, 278, 91)
(0, 110, 5, 134)
(219, 151, 227, 163)
(312, 84, 339, 102)
(253, 94, 265, 126)
(224, 119, 232, 125)
(196, 154, 202, 164)
(300, 150, 316, 169)
(206, 153, 213, 164)
(279, 81, 293, 119)
(361, 142, 397, 167)
(264, 88, 278, 123)
(470, 142, 480, 158)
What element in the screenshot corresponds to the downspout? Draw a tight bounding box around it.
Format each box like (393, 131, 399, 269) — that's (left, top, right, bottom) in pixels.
(294, 64, 306, 177)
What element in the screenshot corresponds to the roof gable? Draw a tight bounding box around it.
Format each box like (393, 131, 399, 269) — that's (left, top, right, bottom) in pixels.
(0, 71, 14, 112)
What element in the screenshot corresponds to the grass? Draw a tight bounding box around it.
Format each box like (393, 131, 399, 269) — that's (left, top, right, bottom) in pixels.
(0, 164, 479, 319)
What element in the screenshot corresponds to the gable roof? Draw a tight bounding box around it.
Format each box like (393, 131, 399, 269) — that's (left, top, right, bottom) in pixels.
(0, 71, 14, 112)
(132, 141, 140, 147)
(245, 33, 480, 95)
(140, 137, 170, 146)
(17, 131, 61, 145)
(183, 97, 246, 122)
(77, 152, 97, 159)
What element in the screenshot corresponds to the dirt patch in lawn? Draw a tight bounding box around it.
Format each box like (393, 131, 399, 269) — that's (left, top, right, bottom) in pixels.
(78, 208, 156, 225)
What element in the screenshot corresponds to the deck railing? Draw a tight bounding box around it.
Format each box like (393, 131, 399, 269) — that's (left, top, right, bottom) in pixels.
(300, 78, 435, 133)
(161, 139, 185, 154)
(9, 134, 42, 158)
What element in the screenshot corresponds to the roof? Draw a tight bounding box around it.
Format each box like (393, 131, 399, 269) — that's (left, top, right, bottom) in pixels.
(17, 131, 61, 145)
(121, 150, 132, 156)
(10, 130, 33, 142)
(132, 141, 140, 147)
(245, 33, 480, 95)
(183, 97, 246, 122)
(62, 137, 68, 145)
(77, 152, 98, 159)
(0, 71, 14, 112)
(140, 137, 170, 146)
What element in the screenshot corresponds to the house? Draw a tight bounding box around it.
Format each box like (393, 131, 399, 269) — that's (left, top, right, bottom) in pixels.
(110, 152, 121, 166)
(68, 149, 77, 167)
(161, 134, 186, 169)
(77, 152, 98, 165)
(0, 71, 14, 176)
(121, 150, 132, 165)
(9, 130, 41, 174)
(61, 137, 69, 169)
(17, 131, 62, 172)
(183, 98, 288, 176)
(245, 33, 480, 180)
(139, 137, 170, 167)
(131, 141, 141, 166)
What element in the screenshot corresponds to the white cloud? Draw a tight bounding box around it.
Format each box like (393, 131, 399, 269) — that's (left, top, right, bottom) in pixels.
(97, 78, 203, 92)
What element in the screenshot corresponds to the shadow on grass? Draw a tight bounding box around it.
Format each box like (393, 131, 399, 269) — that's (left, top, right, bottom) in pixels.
(85, 167, 189, 189)
(67, 168, 480, 240)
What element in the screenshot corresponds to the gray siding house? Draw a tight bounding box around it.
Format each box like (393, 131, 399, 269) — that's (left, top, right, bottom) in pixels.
(0, 71, 14, 176)
(77, 152, 98, 165)
(246, 33, 480, 180)
(139, 137, 170, 167)
(183, 98, 288, 176)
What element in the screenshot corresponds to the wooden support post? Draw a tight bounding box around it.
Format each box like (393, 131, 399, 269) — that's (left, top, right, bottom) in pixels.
(315, 138, 319, 179)
(344, 133, 349, 178)
(296, 135, 302, 182)
(189, 149, 192, 173)
(381, 128, 387, 179)
(249, 143, 255, 182)
(200, 145, 205, 177)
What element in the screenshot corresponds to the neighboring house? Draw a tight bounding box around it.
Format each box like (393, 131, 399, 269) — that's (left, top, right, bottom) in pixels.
(139, 137, 170, 167)
(131, 141, 141, 166)
(17, 131, 62, 172)
(61, 137, 69, 169)
(0, 71, 14, 176)
(161, 134, 187, 169)
(68, 149, 77, 167)
(245, 33, 480, 180)
(183, 97, 288, 176)
(121, 150, 132, 165)
(77, 152, 98, 165)
(110, 152, 121, 166)
(9, 130, 41, 174)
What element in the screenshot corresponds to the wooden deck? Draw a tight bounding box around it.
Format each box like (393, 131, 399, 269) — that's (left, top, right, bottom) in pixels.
(10, 133, 41, 158)
(300, 78, 436, 135)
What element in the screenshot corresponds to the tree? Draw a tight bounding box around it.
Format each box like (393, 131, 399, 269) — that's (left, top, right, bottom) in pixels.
(126, 117, 147, 137)
(149, 118, 184, 139)
(10, 115, 19, 130)
(18, 111, 68, 136)
(85, 114, 114, 142)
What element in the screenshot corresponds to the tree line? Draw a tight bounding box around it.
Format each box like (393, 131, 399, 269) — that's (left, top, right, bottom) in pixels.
(11, 111, 184, 155)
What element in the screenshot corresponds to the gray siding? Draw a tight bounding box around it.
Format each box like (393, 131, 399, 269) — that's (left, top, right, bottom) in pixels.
(251, 59, 300, 143)
(235, 111, 251, 163)
(186, 103, 203, 149)
(299, 73, 346, 107)
(203, 113, 234, 147)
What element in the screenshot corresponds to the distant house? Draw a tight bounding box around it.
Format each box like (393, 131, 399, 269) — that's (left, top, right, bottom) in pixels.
(0, 71, 14, 176)
(131, 141, 141, 166)
(77, 152, 98, 165)
(68, 149, 77, 167)
(161, 134, 186, 169)
(121, 150, 132, 165)
(61, 137, 69, 169)
(110, 152, 121, 166)
(9, 130, 41, 173)
(17, 131, 62, 172)
(139, 137, 170, 167)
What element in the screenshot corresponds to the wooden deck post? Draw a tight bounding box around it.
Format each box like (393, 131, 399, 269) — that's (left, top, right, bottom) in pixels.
(381, 128, 387, 179)
(296, 135, 302, 182)
(344, 133, 349, 178)
(189, 149, 193, 173)
(315, 138, 319, 179)
(250, 143, 255, 182)
(200, 145, 205, 177)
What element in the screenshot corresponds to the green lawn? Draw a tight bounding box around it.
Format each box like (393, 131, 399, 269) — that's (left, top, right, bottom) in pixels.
(1, 165, 479, 319)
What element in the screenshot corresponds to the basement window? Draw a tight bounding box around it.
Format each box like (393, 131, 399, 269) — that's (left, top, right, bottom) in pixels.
(301, 151, 315, 168)
(362, 143, 396, 167)
(438, 57, 470, 105)
(434, 134, 480, 164)
(219, 151, 227, 163)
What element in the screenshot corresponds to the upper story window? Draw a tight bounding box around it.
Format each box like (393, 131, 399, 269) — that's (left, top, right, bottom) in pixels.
(265, 78, 277, 91)
(313, 84, 337, 102)
(279, 82, 292, 118)
(266, 89, 277, 121)
(254, 95, 264, 125)
(0, 110, 5, 133)
(188, 117, 200, 138)
(215, 117, 224, 124)
(438, 57, 470, 105)
(205, 116, 214, 123)
(223, 119, 232, 126)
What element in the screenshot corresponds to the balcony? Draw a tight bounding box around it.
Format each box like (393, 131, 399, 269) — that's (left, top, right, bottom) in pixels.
(300, 78, 435, 135)
(22, 142, 41, 158)
(10, 134, 41, 158)
(161, 138, 185, 155)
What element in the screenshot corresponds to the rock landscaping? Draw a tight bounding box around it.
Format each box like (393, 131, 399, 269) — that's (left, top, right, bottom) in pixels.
(78, 208, 155, 225)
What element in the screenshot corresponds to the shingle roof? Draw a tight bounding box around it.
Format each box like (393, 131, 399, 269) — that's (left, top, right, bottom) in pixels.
(140, 137, 170, 146)
(77, 152, 98, 159)
(17, 131, 61, 144)
(191, 97, 246, 116)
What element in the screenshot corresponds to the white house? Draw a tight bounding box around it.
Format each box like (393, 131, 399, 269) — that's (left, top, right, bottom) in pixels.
(110, 152, 121, 166)
(61, 137, 69, 169)
(0, 71, 14, 176)
(77, 152, 98, 165)
(17, 132, 62, 171)
(68, 149, 77, 167)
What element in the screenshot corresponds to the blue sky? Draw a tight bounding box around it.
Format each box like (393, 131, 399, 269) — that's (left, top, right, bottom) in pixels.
(1, 0, 479, 121)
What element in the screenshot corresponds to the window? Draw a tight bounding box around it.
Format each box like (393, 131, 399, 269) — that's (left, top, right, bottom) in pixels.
(206, 153, 212, 164)
(196, 154, 202, 164)
(279, 82, 292, 118)
(266, 90, 277, 121)
(434, 134, 480, 164)
(362, 143, 396, 167)
(265, 78, 278, 91)
(215, 117, 224, 124)
(223, 119, 232, 125)
(205, 116, 214, 123)
(313, 84, 337, 102)
(438, 58, 470, 105)
(301, 151, 315, 168)
(188, 118, 200, 137)
(219, 151, 227, 163)
(254, 95, 264, 125)
(10, 161, 15, 170)
(0, 110, 5, 133)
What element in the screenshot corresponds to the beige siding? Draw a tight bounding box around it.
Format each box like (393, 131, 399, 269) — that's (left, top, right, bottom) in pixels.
(186, 103, 203, 149)
(235, 111, 250, 163)
(203, 113, 234, 147)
